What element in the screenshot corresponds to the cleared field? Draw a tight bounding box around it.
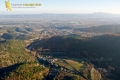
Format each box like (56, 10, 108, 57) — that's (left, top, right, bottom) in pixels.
(54, 59, 85, 71)
(54, 60, 74, 70)
(66, 60, 85, 71)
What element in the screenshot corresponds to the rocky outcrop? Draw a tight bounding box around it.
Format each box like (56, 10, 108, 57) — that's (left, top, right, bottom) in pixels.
(90, 67, 102, 80)
(82, 65, 102, 80)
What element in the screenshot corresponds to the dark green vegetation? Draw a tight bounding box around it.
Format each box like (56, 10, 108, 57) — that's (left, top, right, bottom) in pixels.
(0, 38, 88, 80)
(0, 40, 35, 68)
(0, 62, 49, 80)
(28, 35, 120, 80)
(0, 40, 51, 80)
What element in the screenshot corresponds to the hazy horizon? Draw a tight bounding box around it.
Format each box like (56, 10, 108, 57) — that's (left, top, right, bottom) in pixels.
(0, 0, 120, 14)
(0, 12, 120, 15)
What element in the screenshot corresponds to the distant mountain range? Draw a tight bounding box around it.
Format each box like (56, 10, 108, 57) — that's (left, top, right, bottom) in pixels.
(0, 12, 120, 18)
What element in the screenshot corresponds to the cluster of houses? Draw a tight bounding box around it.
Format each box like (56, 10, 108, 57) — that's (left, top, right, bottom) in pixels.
(38, 56, 58, 64)
(37, 56, 76, 74)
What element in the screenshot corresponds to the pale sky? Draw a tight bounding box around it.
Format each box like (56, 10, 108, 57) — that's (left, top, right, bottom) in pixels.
(0, 0, 120, 14)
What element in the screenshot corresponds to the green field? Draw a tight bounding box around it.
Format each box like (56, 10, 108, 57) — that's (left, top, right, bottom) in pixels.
(54, 60, 73, 70)
(54, 59, 85, 71)
(66, 60, 85, 71)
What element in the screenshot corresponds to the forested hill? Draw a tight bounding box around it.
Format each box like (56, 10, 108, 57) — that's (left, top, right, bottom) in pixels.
(0, 40, 35, 68)
(28, 35, 120, 79)
(74, 24, 120, 33)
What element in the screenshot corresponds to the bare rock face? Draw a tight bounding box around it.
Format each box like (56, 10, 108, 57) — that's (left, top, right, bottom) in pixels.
(90, 67, 102, 80)
(82, 65, 102, 80)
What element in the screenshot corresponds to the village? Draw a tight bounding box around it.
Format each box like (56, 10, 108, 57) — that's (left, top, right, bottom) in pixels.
(35, 54, 86, 79)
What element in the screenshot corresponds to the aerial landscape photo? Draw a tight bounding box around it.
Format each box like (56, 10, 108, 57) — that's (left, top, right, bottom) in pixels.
(0, 0, 120, 80)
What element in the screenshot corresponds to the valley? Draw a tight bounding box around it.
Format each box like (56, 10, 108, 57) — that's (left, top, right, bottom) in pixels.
(0, 14, 120, 80)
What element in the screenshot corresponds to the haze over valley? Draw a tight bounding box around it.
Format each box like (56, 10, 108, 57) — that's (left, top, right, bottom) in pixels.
(0, 13, 120, 80)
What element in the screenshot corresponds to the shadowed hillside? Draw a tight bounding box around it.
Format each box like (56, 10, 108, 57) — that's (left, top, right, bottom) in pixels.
(28, 35, 120, 80)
